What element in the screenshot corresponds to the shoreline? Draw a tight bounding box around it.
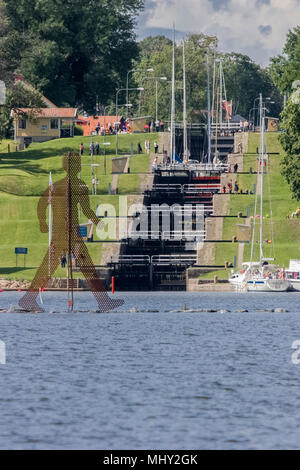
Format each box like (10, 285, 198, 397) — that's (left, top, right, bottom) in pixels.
(0, 284, 235, 293)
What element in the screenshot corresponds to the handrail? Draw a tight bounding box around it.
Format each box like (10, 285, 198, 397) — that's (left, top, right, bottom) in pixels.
(158, 163, 230, 172)
(162, 231, 206, 241)
(128, 230, 161, 240)
(183, 184, 220, 190)
(151, 254, 198, 265)
(110, 255, 151, 264)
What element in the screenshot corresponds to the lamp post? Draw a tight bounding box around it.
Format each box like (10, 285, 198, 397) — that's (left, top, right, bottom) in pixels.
(115, 88, 144, 155)
(103, 142, 111, 176)
(126, 68, 154, 119)
(138, 76, 167, 120)
(100, 107, 111, 176)
(249, 107, 259, 129)
(252, 96, 274, 129)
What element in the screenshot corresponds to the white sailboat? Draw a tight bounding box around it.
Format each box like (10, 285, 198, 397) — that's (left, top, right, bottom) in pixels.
(229, 94, 290, 293)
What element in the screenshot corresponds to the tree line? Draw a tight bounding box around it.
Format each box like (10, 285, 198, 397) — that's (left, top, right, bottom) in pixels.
(269, 27, 300, 201)
(0, 0, 299, 200)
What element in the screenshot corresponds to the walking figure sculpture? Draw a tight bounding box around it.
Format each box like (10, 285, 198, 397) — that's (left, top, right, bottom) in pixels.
(19, 152, 124, 313)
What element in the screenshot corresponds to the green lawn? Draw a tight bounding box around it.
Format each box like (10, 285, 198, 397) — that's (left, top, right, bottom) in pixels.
(2, 131, 299, 283)
(203, 132, 300, 280)
(0, 132, 157, 280)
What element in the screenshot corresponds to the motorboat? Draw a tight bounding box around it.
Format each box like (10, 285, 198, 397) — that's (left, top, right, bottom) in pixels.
(286, 260, 300, 291)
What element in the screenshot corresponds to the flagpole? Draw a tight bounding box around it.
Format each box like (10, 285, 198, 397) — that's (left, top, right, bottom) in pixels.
(48, 172, 53, 277)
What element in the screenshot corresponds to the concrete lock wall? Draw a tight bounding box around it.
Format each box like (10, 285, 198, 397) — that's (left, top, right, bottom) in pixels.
(112, 156, 130, 174)
(234, 132, 249, 154)
(237, 224, 251, 242)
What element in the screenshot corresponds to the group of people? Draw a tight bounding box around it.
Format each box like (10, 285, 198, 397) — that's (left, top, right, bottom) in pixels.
(80, 142, 99, 156)
(90, 118, 133, 136)
(286, 208, 300, 219)
(239, 120, 254, 132)
(60, 253, 75, 268)
(116, 119, 133, 134)
(79, 142, 101, 156)
(222, 180, 240, 194)
(143, 140, 159, 154)
(144, 119, 165, 133)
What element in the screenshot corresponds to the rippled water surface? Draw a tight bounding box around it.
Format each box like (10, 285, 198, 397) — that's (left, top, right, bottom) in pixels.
(0, 291, 300, 450)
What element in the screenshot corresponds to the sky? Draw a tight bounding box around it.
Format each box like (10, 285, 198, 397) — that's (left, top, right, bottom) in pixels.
(136, 0, 300, 66)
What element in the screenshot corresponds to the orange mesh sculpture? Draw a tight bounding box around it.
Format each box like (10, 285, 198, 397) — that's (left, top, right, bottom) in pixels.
(19, 152, 124, 313)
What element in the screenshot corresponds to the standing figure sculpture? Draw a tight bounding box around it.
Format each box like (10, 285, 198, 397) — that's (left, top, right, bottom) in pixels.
(19, 152, 124, 313)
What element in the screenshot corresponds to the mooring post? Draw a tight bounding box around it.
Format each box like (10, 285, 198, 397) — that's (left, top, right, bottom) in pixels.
(112, 276, 115, 294)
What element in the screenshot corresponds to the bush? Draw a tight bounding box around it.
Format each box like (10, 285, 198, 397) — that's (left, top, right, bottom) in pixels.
(74, 125, 84, 136)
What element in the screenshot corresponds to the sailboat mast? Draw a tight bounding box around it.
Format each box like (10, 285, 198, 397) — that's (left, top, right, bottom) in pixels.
(67, 153, 74, 312)
(219, 60, 223, 128)
(170, 25, 176, 163)
(211, 56, 216, 126)
(183, 40, 188, 162)
(259, 93, 264, 263)
(207, 55, 212, 164)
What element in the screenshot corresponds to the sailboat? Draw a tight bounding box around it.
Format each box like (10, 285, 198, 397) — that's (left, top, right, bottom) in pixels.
(229, 94, 291, 293)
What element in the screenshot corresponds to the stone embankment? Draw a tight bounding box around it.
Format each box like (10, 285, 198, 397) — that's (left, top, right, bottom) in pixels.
(0, 278, 31, 291)
(187, 277, 234, 292)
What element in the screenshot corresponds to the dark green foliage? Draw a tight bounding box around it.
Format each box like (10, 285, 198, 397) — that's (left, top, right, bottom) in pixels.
(279, 98, 300, 201)
(222, 53, 282, 119)
(0, 83, 45, 139)
(270, 26, 300, 201)
(133, 33, 218, 122)
(132, 35, 281, 122)
(1, 0, 144, 111)
(270, 27, 300, 94)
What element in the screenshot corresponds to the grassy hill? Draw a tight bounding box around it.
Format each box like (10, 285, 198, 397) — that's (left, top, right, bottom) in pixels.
(0, 133, 158, 281)
(203, 132, 300, 280)
(1, 131, 299, 284)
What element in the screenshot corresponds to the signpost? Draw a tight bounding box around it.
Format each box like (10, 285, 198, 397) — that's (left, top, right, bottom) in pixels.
(78, 226, 88, 238)
(15, 248, 28, 267)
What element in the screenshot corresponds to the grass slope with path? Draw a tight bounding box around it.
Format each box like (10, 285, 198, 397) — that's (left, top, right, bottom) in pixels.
(200, 132, 300, 280)
(0, 133, 158, 281)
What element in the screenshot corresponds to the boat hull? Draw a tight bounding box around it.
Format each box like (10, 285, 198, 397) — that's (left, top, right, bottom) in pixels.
(247, 279, 290, 292)
(289, 280, 300, 292)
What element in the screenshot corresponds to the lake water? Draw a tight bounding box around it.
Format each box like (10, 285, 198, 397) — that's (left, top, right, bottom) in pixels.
(0, 291, 300, 450)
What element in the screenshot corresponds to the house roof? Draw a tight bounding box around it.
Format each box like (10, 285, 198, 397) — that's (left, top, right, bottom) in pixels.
(11, 108, 78, 118)
(231, 114, 247, 123)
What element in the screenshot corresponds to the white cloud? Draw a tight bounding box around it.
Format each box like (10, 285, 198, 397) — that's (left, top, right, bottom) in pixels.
(137, 0, 300, 65)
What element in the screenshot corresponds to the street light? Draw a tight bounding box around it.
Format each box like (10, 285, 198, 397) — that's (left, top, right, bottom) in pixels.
(116, 87, 144, 118)
(116, 87, 145, 155)
(126, 68, 154, 119)
(252, 96, 275, 128)
(249, 107, 259, 127)
(103, 142, 111, 176)
(138, 76, 168, 120)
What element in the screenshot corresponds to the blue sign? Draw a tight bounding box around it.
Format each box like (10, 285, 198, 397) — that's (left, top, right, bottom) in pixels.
(15, 248, 28, 255)
(78, 226, 88, 238)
